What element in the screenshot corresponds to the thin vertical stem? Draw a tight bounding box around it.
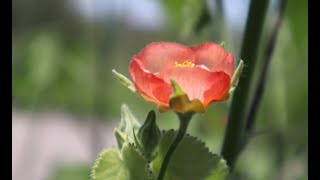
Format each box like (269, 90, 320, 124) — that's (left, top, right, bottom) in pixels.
(245, 0, 287, 134)
(221, 0, 270, 169)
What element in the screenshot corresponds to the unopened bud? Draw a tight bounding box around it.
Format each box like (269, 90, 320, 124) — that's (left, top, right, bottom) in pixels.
(137, 110, 161, 154)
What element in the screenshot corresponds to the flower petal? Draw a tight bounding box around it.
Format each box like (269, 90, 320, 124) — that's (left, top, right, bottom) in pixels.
(129, 58, 172, 107)
(134, 42, 195, 73)
(191, 42, 234, 77)
(203, 72, 231, 108)
(157, 65, 230, 105)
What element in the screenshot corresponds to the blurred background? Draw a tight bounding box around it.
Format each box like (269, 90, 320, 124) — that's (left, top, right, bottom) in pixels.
(12, 0, 307, 180)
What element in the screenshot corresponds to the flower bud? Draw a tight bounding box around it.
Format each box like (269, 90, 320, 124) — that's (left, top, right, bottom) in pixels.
(137, 110, 161, 154)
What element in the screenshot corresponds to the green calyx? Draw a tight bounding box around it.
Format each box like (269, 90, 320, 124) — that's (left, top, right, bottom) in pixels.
(112, 69, 136, 93)
(229, 60, 244, 94)
(220, 41, 226, 48)
(169, 80, 205, 113)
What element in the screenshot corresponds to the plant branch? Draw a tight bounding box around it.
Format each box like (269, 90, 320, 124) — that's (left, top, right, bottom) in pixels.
(245, 0, 287, 133)
(221, 0, 270, 169)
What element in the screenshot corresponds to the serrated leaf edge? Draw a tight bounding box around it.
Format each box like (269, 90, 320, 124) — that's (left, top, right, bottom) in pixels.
(155, 129, 230, 180)
(90, 148, 119, 180)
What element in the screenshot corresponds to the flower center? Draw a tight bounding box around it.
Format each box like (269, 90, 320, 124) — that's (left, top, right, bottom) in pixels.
(174, 60, 195, 67)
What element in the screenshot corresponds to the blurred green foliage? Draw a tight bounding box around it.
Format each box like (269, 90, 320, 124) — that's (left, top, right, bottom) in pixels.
(12, 0, 307, 179)
(49, 164, 90, 180)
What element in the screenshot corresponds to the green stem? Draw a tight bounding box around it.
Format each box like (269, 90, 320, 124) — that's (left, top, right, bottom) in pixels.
(245, 0, 287, 134)
(157, 112, 193, 180)
(221, 0, 270, 169)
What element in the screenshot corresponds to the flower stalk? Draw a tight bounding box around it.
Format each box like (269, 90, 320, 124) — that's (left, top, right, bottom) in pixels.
(157, 112, 194, 180)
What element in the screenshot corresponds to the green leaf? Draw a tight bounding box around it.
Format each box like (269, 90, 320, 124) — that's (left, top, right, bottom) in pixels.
(220, 42, 226, 48)
(118, 104, 141, 144)
(91, 143, 154, 180)
(121, 143, 154, 180)
(151, 130, 229, 180)
(50, 164, 90, 180)
(91, 148, 126, 180)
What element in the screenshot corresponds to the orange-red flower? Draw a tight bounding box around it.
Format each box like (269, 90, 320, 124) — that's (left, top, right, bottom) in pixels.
(129, 42, 234, 113)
